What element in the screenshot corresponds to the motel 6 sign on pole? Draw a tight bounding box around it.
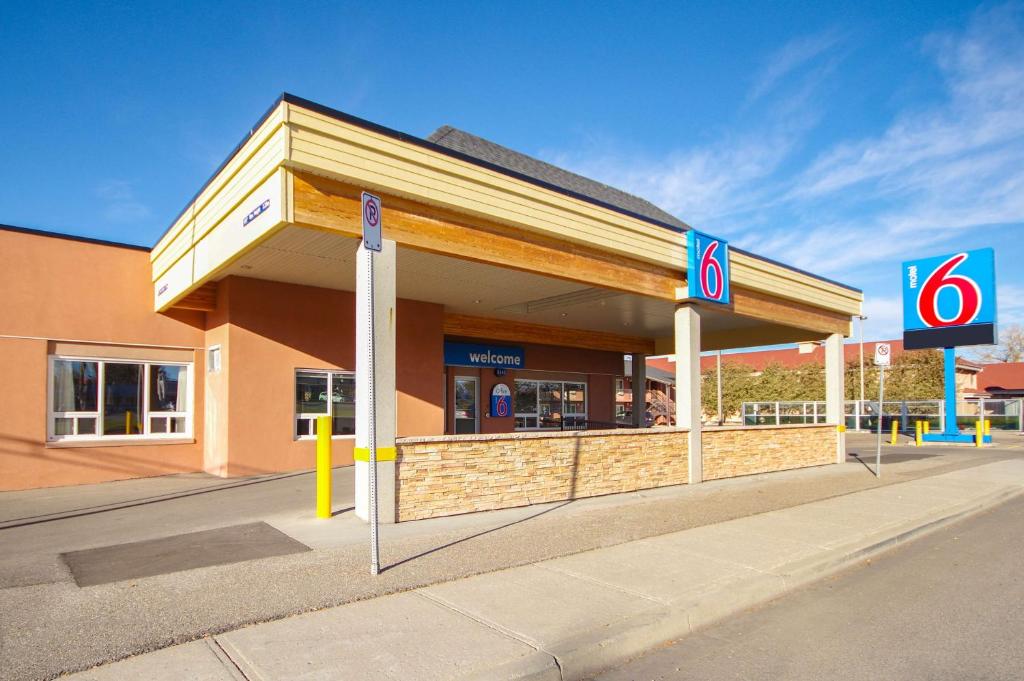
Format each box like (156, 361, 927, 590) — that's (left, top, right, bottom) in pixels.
(901, 248, 997, 443)
(687, 229, 731, 304)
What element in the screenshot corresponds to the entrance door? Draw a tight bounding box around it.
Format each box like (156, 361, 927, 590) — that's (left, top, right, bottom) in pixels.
(454, 376, 479, 434)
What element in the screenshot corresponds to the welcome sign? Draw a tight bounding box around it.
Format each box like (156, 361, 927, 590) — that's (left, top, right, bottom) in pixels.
(444, 342, 525, 369)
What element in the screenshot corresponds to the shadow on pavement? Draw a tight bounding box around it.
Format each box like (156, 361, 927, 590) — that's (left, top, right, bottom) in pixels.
(0, 469, 318, 530)
(384, 500, 574, 572)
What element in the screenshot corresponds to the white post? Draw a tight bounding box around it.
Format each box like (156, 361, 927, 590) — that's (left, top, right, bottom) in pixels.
(674, 304, 702, 484)
(825, 332, 846, 464)
(356, 239, 396, 525)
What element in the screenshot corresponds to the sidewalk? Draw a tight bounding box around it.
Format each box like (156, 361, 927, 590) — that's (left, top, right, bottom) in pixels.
(67, 458, 1024, 681)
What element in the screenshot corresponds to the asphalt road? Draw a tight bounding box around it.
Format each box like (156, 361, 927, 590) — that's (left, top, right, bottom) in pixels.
(591, 493, 1024, 681)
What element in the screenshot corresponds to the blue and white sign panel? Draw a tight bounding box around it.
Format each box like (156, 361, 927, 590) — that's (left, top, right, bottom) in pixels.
(687, 230, 731, 304)
(444, 342, 525, 369)
(902, 248, 997, 350)
(490, 383, 512, 417)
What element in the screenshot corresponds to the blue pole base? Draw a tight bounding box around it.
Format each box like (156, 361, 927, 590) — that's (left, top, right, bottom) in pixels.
(922, 433, 992, 444)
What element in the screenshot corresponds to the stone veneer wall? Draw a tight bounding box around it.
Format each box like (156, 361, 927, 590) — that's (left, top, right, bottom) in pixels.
(702, 424, 836, 480)
(394, 428, 689, 521)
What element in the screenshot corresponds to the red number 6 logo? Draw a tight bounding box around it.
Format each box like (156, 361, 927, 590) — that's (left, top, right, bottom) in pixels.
(917, 253, 982, 327)
(700, 240, 725, 300)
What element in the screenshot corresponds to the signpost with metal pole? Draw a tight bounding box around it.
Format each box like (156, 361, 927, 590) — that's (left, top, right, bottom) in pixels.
(874, 342, 891, 478)
(361, 192, 382, 575)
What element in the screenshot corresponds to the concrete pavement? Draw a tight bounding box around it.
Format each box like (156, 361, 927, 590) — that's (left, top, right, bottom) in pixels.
(592, 491, 1024, 681)
(62, 458, 1024, 681)
(2, 434, 1022, 680)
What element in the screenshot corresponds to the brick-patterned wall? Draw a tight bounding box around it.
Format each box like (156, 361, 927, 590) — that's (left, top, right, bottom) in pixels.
(395, 428, 689, 521)
(702, 424, 836, 480)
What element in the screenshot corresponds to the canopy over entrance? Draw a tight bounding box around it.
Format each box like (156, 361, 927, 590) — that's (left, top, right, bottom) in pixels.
(152, 94, 861, 353)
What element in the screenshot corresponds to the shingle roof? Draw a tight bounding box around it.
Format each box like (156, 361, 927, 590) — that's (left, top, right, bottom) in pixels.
(427, 126, 689, 231)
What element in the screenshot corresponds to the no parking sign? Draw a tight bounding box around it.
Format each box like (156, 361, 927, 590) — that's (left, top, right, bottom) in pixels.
(490, 383, 512, 417)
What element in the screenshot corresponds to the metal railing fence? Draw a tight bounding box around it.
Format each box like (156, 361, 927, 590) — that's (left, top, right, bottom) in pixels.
(741, 398, 1022, 432)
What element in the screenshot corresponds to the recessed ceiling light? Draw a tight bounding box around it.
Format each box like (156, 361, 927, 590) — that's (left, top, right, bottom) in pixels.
(474, 299, 482, 304)
(560, 312, 567, 317)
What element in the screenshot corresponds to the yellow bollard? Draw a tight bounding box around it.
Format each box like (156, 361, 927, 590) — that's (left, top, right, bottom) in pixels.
(975, 420, 983, 448)
(890, 421, 898, 445)
(915, 420, 923, 447)
(316, 415, 332, 519)
(126, 410, 132, 434)
(923, 421, 930, 435)
(984, 419, 991, 436)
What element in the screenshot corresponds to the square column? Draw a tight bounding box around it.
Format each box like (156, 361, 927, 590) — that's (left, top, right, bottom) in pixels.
(355, 239, 397, 523)
(824, 332, 846, 464)
(674, 304, 702, 484)
(631, 353, 647, 427)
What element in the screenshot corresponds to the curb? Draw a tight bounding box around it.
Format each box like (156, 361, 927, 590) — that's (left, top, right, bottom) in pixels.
(503, 484, 1024, 681)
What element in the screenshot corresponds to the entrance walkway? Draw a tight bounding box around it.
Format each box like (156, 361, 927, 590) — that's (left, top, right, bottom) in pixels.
(2, 435, 1022, 680)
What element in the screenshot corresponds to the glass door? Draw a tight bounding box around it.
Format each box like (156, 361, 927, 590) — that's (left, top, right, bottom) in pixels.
(454, 376, 479, 434)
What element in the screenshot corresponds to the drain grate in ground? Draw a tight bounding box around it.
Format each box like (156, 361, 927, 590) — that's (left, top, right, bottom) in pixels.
(61, 521, 311, 587)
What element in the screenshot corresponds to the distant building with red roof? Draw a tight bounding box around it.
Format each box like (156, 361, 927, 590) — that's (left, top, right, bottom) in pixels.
(977, 362, 1024, 398)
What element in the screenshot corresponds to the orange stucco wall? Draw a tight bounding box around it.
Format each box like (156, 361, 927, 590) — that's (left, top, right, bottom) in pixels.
(0, 227, 625, 490)
(210, 276, 445, 477)
(0, 229, 206, 490)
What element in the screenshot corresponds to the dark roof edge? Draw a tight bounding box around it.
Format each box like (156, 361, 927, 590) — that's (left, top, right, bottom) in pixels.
(279, 94, 689, 233)
(1, 223, 150, 252)
(154, 93, 686, 249)
(155, 92, 861, 297)
(154, 94, 287, 247)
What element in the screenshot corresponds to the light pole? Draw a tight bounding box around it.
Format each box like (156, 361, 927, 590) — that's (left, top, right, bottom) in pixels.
(858, 315, 868, 431)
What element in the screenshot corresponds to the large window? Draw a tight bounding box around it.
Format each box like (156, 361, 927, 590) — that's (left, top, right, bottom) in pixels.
(48, 357, 192, 441)
(295, 370, 355, 438)
(514, 379, 587, 430)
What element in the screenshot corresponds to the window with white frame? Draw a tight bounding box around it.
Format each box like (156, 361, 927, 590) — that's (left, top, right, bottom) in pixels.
(48, 356, 192, 441)
(295, 370, 356, 438)
(513, 379, 587, 430)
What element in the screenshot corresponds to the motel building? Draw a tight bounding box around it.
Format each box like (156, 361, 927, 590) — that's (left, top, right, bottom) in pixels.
(0, 94, 863, 522)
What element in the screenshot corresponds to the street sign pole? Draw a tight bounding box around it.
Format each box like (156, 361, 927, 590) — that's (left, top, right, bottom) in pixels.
(361, 192, 383, 576)
(873, 342, 891, 478)
(365, 246, 380, 575)
(876, 366, 885, 478)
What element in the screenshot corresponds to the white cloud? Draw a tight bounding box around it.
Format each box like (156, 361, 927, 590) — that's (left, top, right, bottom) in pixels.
(96, 180, 150, 223)
(859, 295, 903, 342)
(748, 30, 842, 102)
(544, 3, 1024, 308)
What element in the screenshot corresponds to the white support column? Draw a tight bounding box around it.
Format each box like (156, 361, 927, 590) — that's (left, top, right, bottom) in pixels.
(355, 239, 397, 523)
(824, 332, 846, 464)
(674, 304, 703, 484)
(631, 353, 646, 428)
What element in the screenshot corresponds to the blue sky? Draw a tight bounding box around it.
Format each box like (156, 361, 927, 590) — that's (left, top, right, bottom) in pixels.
(1, 1, 1020, 344)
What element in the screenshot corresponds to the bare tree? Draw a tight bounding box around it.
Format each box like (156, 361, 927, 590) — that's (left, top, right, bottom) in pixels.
(970, 324, 1024, 363)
